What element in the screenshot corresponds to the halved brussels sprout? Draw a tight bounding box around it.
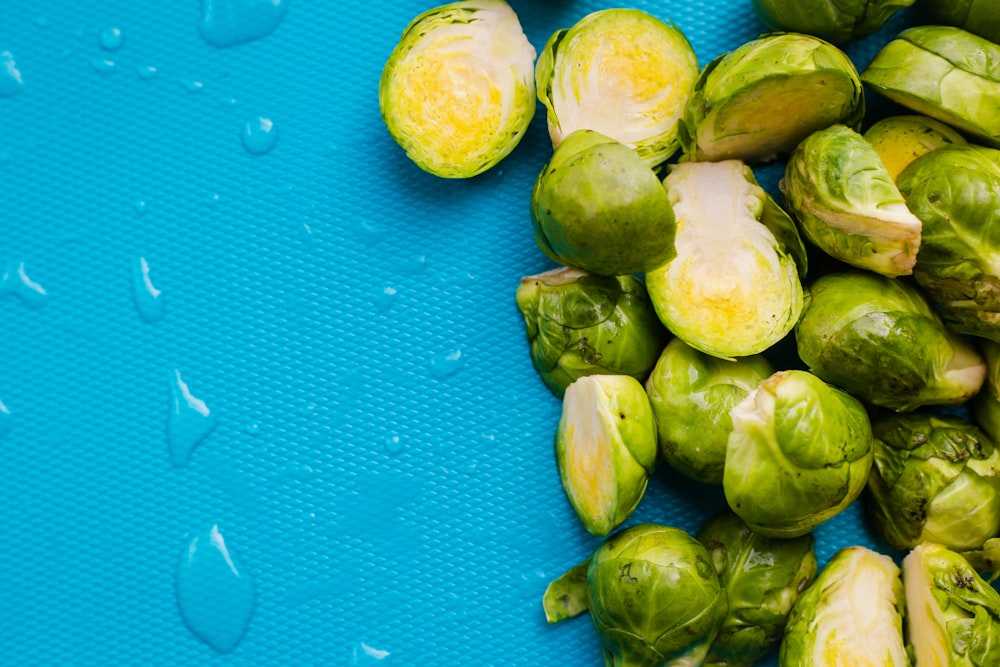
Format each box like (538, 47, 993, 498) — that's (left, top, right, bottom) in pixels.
(535, 8, 699, 168)
(588, 523, 728, 667)
(779, 546, 907, 667)
(679, 33, 864, 163)
(782, 124, 922, 277)
(795, 271, 986, 411)
(531, 130, 677, 277)
(751, 0, 914, 43)
(862, 26, 1000, 147)
(645, 160, 805, 359)
(645, 339, 774, 485)
(863, 114, 967, 182)
(515, 268, 669, 398)
(918, 0, 1000, 44)
(697, 510, 817, 667)
(866, 411, 1000, 551)
(555, 375, 658, 536)
(379, 0, 536, 178)
(897, 144, 1000, 342)
(723, 370, 873, 539)
(904, 542, 1000, 665)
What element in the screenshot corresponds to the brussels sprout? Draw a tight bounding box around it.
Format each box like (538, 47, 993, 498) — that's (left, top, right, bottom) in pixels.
(897, 144, 1000, 342)
(903, 542, 1000, 665)
(863, 114, 967, 182)
(795, 271, 986, 411)
(531, 130, 677, 277)
(378, 0, 535, 178)
(862, 26, 1000, 147)
(973, 340, 1000, 443)
(515, 268, 669, 398)
(555, 375, 658, 536)
(679, 33, 864, 163)
(587, 523, 728, 667)
(542, 558, 590, 623)
(697, 510, 817, 667)
(961, 537, 1000, 583)
(751, 0, 914, 43)
(645, 339, 774, 485)
(918, 0, 1000, 55)
(723, 369, 873, 539)
(865, 412, 1000, 551)
(782, 124, 922, 278)
(535, 8, 699, 168)
(644, 160, 805, 359)
(779, 546, 907, 667)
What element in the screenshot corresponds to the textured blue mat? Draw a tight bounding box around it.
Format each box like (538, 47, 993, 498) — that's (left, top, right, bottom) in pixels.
(0, 1, 917, 665)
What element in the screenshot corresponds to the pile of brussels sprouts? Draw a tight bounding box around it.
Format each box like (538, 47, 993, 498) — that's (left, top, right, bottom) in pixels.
(380, 0, 1000, 664)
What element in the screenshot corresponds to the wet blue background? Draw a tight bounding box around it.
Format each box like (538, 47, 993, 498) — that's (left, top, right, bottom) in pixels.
(0, 1, 917, 665)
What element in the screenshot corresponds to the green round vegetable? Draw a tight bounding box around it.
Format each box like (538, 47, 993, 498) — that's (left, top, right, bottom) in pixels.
(587, 523, 727, 667)
(781, 124, 923, 278)
(862, 25, 1000, 147)
(723, 369, 874, 539)
(897, 144, 1000, 342)
(531, 129, 677, 276)
(515, 267, 669, 398)
(918, 0, 1000, 48)
(645, 159, 805, 359)
(379, 0, 536, 178)
(697, 510, 817, 667)
(780, 546, 906, 666)
(863, 114, 966, 183)
(679, 33, 864, 162)
(866, 411, 1000, 551)
(795, 271, 986, 411)
(752, 0, 913, 43)
(555, 375, 658, 536)
(535, 8, 699, 168)
(645, 339, 773, 485)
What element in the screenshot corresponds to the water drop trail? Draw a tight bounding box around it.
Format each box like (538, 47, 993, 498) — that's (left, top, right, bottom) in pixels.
(0, 261, 47, 308)
(132, 257, 165, 323)
(167, 370, 218, 467)
(0, 51, 23, 97)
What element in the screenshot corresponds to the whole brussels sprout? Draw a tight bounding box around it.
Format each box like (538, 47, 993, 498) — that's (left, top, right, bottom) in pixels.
(679, 33, 864, 163)
(897, 144, 1000, 342)
(862, 26, 1000, 147)
(751, 0, 914, 43)
(379, 0, 536, 178)
(555, 375, 658, 536)
(723, 370, 874, 539)
(866, 411, 1000, 551)
(697, 510, 817, 667)
(781, 124, 923, 278)
(535, 8, 699, 168)
(779, 546, 907, 667)
(903, 542, 1000, 665)
(795, 271, 986, 411)
(918, 0, 1000, 44)
(645, 339, 774, 485)
(531, 130, 677, 277)
(863, 114, 966, 182)
(645, 160, 805, 359)
(515, 268, 669, 398)
(587, 523, 727, 667)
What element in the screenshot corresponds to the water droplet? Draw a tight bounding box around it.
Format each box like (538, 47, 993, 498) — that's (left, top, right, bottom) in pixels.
(0, 51, 24, 97)
(132, 257, 165, 323)
(350, 642, 391, 665)
(99, 27, 124, 51)
(134, 200, 148, 215)
(245, 423, 260, 436)
(199, 0, 288, 48)
(183, 79, 205, 93)
(430, 349, 463, 379)
(384, 434, 403, 455)
(241, 116, 277, 155)
(207, 193, 222, 207)
(0, 400, 12, 438)
(399, 255, 426, 275)
(167, 369, 218, 467)
(176, 525, 255, 653)
(0, 261, 47, 308)
(373, 286, 397, 312)
(136, 65, 158, 80)
(90, 58, 116, 74)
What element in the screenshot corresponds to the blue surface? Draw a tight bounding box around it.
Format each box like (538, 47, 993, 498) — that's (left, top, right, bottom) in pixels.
(0, 1, 918, 665)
